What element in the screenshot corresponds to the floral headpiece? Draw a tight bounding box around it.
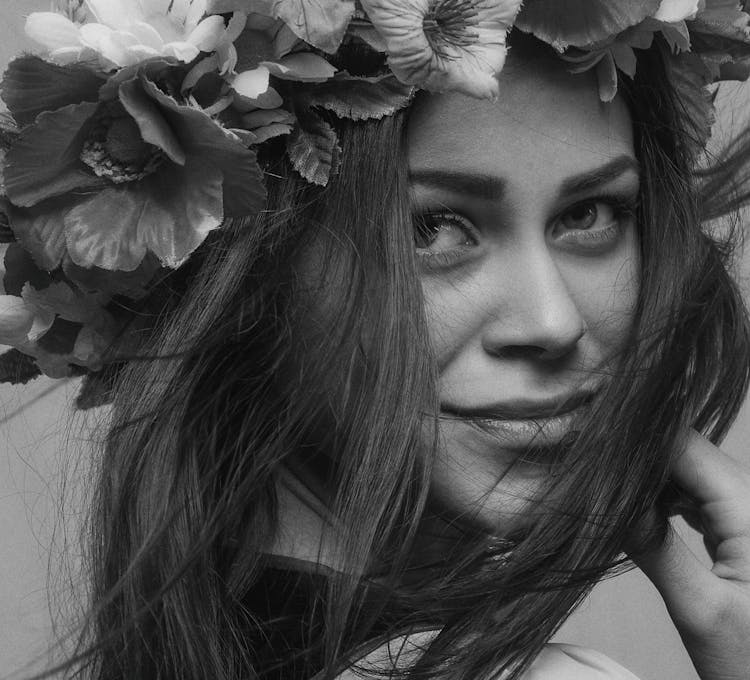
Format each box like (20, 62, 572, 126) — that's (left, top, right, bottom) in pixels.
(0, 0, 749, 402)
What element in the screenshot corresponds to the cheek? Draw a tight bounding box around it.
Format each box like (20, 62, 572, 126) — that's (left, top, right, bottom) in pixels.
(420, 278, 482, 369)
(562, 244, 641, 354)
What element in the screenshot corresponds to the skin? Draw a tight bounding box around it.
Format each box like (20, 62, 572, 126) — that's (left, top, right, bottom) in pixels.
(405, 55, 750, 679)
(407, 56, 640, 531)
(283, 49, 750, 680)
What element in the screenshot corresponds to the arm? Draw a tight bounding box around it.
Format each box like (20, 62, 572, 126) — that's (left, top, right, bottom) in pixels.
(634, 431, 750, 680)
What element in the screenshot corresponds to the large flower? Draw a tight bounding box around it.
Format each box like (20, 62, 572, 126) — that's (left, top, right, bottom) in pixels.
(25, 0, 227, 69)
(360, 0, 522, 100)
(1, 57, 265, 272)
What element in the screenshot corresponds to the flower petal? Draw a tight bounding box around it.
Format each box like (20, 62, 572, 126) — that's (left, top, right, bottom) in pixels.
(48, 47, 92, 65)
(0, 55, 104, 127)
(0, 295, 36, 345)
(25, 12, 82, 50)
(232, 65, 271, 97)
(118, 78, 187, 164)
(63, 251, 160, 298)
(63, 159, 224, 270)
(161, 42, 202, 63)
(187, 0, 211, 31)
(4, 102, 104, 207)
(7, 200, 71, 270)
(2, 243, 56, 297)
(209, 0, 356, 51)
(85, 0, 141, 27)
(261, 53, 336, 81)
(137, 160, 225, 267)
(187, 15, 227, 50)
(139, 79, 267, 216)
(362, 0, 517, 98)
(516, 0, 662, 49)
(129, 21, 166, 50)
(654, 0, 700, 23)
(63, 189, 150, 270)
(22, 281, 100, 325)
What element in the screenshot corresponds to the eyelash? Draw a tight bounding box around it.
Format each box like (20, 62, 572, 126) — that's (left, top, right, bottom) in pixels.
(413, 194, 639, 269)
(413, 211, 479, 268)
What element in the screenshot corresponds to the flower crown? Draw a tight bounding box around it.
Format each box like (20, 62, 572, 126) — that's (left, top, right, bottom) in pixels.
(0, 0, 749, 403)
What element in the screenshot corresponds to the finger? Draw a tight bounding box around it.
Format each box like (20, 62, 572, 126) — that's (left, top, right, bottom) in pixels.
(632, 522, 718, 628)
(671, 432, 750, 579)
(672, 431, 750, 507)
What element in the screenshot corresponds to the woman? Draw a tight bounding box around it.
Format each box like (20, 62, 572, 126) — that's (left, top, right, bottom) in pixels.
(2, 1, 750, 679)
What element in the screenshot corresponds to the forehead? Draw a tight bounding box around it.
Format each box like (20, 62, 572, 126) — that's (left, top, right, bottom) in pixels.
(406, 51, 634, 181)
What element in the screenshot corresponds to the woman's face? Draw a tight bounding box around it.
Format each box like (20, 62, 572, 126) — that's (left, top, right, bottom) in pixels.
(407, 55, 640, 533)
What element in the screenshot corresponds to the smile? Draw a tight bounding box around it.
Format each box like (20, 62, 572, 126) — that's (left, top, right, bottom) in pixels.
(441, 391, 595, 450)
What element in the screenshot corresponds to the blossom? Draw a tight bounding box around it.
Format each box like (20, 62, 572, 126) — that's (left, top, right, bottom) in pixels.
(360, 0, 522, 100)
(2, 58, 265, 272)
(25, 0, 227, 69)
(184, 12, 336, 110)
(207, 0, 357, 53)
(653, 0, 701, 24)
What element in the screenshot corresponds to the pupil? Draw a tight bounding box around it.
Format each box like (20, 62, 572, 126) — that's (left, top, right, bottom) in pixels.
(414, 216, 439, 248)
(566, 203, 597, 229)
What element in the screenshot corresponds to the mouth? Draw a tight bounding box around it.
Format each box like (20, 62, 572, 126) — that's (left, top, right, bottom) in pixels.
(440, 391, 596, 450)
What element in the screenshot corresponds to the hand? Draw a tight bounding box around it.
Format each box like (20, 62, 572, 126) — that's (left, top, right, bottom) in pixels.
(634, 431, 750, 680)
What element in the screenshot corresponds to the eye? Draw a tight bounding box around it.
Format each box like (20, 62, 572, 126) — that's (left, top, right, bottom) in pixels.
(561, 202, 602, 230)
(413, 211, 478, 261)
(552, 197, 637, 251)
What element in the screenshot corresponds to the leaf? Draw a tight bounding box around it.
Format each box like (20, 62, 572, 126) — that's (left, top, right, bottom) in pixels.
(306, 73, 414, 121)
(658, 20, 692, 52)
(0, 55, 104, 127)
(240, 108, 296, 143)
(4, 102, 105, 208)
(610, 42, 638, 78)
(286, 111, 341, 185)
(0, 113, 19, 151)
(0, 348, 41, 384)
(516, 0, 662, 49)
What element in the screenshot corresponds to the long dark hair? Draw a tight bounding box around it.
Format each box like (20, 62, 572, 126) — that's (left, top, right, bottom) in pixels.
(54, 36, 750, 680)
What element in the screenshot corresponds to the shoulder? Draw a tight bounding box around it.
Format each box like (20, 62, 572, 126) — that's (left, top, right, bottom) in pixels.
(524, 644, 642, 680)
(330, 632, 641, 680)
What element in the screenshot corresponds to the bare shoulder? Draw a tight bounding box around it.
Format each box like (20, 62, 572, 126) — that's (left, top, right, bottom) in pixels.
(329, 634, 641, 680)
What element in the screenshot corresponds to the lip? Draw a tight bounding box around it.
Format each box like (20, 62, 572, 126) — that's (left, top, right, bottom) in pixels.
(440, 391, 596, 450)
(442, 390, 596, 420)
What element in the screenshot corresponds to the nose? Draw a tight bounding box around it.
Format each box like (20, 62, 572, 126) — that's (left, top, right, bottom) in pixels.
(481, 247, 586, 361)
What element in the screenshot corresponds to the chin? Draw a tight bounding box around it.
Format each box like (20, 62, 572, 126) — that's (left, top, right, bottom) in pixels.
(429, 420, 560, 535)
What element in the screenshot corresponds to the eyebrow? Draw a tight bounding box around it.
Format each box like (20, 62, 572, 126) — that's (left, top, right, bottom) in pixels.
(409, 155, 640, 202)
